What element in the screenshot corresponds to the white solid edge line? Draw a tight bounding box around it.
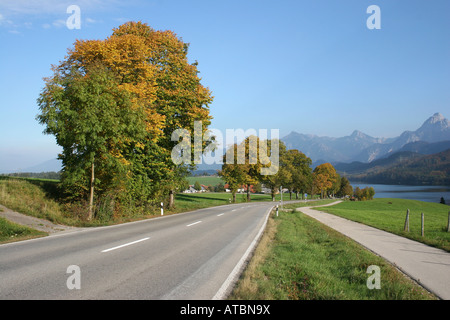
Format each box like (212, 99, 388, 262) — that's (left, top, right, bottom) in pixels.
(217, 213, 224, 216)
(186, 221, 202, 227)
(212, 205, 274, 300)
(101, 237, 150, 253)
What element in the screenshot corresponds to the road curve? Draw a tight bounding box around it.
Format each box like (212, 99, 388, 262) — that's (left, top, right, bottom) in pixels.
(0, 202, 276, 300)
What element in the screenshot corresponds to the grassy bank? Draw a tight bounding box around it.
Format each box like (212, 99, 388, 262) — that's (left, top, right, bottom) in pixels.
(230, 202, 437, 300)
(318, 198, 450, 252)
(0, 176, 79, 226)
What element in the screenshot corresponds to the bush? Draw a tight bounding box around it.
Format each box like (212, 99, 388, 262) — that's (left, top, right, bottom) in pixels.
(353, 186, 375, 201)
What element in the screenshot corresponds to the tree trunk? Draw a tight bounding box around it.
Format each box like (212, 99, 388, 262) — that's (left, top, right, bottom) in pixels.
(88, 160, 95, 221)
(232, 191, 237, 203)
(247, 184, 251, 202)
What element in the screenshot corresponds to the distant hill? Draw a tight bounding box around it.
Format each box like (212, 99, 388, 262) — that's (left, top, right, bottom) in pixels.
(341, 149, 450, 185)
(189, 162, 222, 176)
(334, 151, 425, 175)
(0, 158, 62, 175)
(23, 158, 62, 173)
(394, 140, 450, 155)
(1, 171, 61, 180)
(282, 112, 450, 164)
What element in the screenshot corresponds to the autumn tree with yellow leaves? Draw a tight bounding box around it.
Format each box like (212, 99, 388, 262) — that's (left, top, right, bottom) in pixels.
(312, 163, 339, 199)
(37, 22, 213, 219)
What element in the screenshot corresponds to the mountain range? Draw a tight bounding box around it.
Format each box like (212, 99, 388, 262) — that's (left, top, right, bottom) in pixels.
(3, 113, 449, 179)
(282, 112, 450, 165)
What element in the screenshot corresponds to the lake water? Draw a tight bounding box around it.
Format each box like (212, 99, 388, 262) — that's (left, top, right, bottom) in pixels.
(350, 182, 450, 205)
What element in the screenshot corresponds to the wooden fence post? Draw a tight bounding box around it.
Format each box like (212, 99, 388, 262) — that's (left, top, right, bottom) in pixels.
(404, 209, 410, 232)
(421, 212, 424, 237)
(447, 211, 450, 233)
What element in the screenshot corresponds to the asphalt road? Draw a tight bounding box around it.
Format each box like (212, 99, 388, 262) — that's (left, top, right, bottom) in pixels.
(0, 202, 275, 300)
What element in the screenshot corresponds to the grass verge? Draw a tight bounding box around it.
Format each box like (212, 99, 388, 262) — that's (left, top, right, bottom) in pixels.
(0, 217, 47, 243)
(280, 199, 337, 211)
(318, 198, 450, 252)
(230, 202, 437, 300)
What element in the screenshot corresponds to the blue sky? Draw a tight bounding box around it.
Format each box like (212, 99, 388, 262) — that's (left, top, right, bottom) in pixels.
(0, 0, 449, 171)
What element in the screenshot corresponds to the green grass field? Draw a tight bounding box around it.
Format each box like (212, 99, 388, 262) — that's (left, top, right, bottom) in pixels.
(186, 176, 224, 187)
(318, 199, 450, 252)
(171, 192, 295, 213)
(230, 202, 437, 300)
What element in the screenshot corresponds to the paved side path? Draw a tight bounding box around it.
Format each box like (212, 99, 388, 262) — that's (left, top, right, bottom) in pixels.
(298, 201, 450, 300)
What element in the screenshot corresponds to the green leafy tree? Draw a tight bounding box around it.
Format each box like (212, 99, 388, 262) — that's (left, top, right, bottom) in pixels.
(219, 143, 247, 203)
(260, 140, 288, 201)
(36, 22, 213, 217)
(337, 176, 353, 198)
(364, 187, 376, 200)
(241, 136, 264, 201)
(215, 183, 225, 193)
(284, 149, 312, 200)
(354, 186, 362, 200)
(37, 63, 147, 219)
(353, 186, 375, 201)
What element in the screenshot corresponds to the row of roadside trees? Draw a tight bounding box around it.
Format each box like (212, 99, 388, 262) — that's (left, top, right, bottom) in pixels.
(218, 136, 356, 203)
(34, 21, 373, 221)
